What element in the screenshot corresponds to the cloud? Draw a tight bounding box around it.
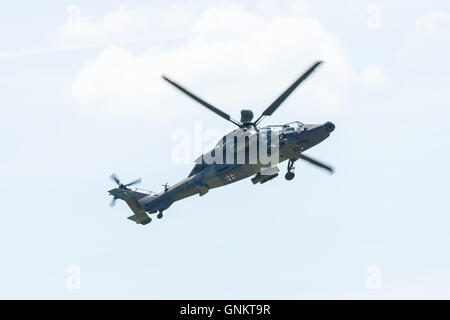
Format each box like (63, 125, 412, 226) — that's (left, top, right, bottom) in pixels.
(58, 5, 149, 40)
(68, 2, 355, 122)
(58, 4, 194, 43)
(361, 65, 387, 88)
(1, 4, 194, 59)
(415, 11, 450, 32)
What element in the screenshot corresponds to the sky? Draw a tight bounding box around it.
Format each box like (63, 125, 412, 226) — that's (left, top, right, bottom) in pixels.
(1, 0, 450, 299)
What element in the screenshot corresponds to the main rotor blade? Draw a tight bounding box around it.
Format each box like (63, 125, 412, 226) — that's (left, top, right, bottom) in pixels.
(162, 75, 241, 127)
(254, 61, 323, 125)
(298, 153, 334, 174)
(125, 178, 142, 187)
(110, 173, 120, 185)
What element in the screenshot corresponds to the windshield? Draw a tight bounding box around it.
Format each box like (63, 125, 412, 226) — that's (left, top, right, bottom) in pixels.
(282, 121, 303, 133)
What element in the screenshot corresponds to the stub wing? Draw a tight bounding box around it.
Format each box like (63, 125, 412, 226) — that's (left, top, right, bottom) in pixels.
(251, 166, 280, 184)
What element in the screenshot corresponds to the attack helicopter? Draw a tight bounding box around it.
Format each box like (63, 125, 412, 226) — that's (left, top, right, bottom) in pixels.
(109, 61, 335, 225)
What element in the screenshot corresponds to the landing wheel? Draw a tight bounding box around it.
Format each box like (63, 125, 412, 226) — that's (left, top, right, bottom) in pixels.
(157, 212, 163, 219)
(285, 172, 295, 181)
(286, 159, 296, 181)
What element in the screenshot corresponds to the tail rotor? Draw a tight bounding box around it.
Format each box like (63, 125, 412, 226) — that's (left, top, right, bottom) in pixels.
(109, 173, 142, 206)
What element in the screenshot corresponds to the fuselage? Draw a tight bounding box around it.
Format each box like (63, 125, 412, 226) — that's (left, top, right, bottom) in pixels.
(109, 61, 333, 224)
(136, 121, 335, 214)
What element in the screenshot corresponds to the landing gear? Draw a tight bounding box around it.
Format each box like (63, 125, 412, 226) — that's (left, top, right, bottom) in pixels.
(157, 211, 164, 219)
(285, 171, 295, 181)
(285, 159, 296, 181)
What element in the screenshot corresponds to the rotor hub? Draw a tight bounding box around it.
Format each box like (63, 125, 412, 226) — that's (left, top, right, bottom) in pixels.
(240, 109, 254, 123)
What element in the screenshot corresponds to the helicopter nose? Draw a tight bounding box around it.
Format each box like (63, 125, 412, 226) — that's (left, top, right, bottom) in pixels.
(324, 122, 335, 133)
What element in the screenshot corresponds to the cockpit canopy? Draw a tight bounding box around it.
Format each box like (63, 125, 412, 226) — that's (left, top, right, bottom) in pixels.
(212, 122, 303, 148)
(262, 121, 303, 134)
(282, 121, 303, 133)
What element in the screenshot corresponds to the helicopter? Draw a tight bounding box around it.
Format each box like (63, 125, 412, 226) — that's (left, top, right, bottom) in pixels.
(108, 60, 335, 225)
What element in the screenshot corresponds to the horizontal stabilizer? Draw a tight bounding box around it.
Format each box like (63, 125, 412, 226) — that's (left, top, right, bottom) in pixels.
(127, 214, 151, 225)
(124, 195, 152, 225)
